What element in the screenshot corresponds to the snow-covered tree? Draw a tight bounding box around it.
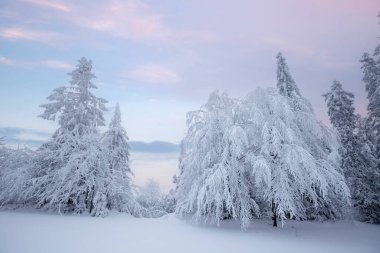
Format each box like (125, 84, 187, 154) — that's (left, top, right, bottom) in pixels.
(243, 87, 349, 226)
(27, 57, 110, 216)
(134, 179, 179, 217)
(176, 88, 349, 228)
(162, 189, 176, 213)
(136, 179, 165, 216)
(102, 104, 135, 212)
(0, 147, 35, 207)
(356, 117, 380, 223)
(358, 21, 380, 223)
(324, 80, 380, 223)
(323, 81, 359, 178)
(176, 91, 261, 228)
(276, 52, 314, 114)
(361, 50, 380, 152)
(276, 52, 300, 98)
(40, 57, 107, 136)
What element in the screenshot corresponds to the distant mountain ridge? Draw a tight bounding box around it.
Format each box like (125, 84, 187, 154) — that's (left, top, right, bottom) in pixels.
(129, 141, 180, 153)
(0, 127, 180, 153)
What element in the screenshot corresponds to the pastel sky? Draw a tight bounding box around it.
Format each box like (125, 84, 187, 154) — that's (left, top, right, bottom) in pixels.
(0, 0, 379, 143)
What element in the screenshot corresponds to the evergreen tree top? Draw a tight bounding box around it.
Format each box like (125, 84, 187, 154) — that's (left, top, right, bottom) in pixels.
(39, 57, 107, 136)
(109, 103, 122, 129)
(323, 80, 357, 137)
(276, 52, 300, 98)
(68, 57, 97, 92)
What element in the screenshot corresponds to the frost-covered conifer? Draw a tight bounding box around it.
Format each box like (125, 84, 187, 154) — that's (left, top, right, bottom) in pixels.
(324, 81, 380, 223)
(358, 26, 380, 223)
(102, 104, 135, 212)
(27, 57, 110, 216)
(276, 52, 300, 98)
(323, 81, 359, 178)
(361, 48, 380, 150)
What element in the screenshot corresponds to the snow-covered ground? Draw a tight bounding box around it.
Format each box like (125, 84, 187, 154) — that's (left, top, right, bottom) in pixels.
(0, 211, 379, 253)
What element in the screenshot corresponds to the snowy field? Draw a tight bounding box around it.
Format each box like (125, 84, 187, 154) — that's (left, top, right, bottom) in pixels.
(0, 211, 379, 253)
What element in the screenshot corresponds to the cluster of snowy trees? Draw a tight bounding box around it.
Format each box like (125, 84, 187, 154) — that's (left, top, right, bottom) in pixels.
(176, 53, 351, 227)
(0, 58, 162, 217)
(322, 43, 380, 223)
(176, 46, 380, 226)
(136, 179, 176, 216)
(0, 49, 379, 227)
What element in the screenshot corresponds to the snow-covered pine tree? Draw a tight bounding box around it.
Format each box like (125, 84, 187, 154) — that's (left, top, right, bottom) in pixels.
(243, 87, 349, 227)
(102, 103, 135, 212)
(27, 57, 110, 216)
(276, 52, 300, 98)
(323, 80, 359, 178)
(324, 80, 380, 223)
(361, 49, 380, 152)
(356, 117, 380, 223)
(176, 91, 259, 228)
(276, 52, 314, 113)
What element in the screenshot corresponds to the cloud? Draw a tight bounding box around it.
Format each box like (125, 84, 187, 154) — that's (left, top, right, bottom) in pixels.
(0, 27, 61, 45)
(0, 55, 72, 70)
(22, 0, 71, 12)
(68, 0, 170, 41)
(1, 0, 221, 46)
(129, 64, 180, 84)
(41, 60, 73, 69)
(0, 56, 16, 66)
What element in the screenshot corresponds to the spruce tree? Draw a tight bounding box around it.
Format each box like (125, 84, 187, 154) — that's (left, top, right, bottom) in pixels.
(276, 52, 300, 98)
(323, 80, 380, 223)
(361, 50, 380, 151)
(102, 104, 134, 212)
(27, 57, 110, 216)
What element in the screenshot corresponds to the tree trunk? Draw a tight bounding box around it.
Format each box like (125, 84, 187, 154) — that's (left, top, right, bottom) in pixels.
(88, 185, 95, 214)
(272, 199, 278, 227)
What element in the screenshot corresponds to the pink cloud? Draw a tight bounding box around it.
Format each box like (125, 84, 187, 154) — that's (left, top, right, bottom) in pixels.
(0, 27, 61, 45)
(0, 56, 72, 70)
(71, 0, 170, 41)
(0, 56, 17, 66)
(1, 0, 221, 46)
(22, 0, 71, 12)
(40, 60, 73, 69)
